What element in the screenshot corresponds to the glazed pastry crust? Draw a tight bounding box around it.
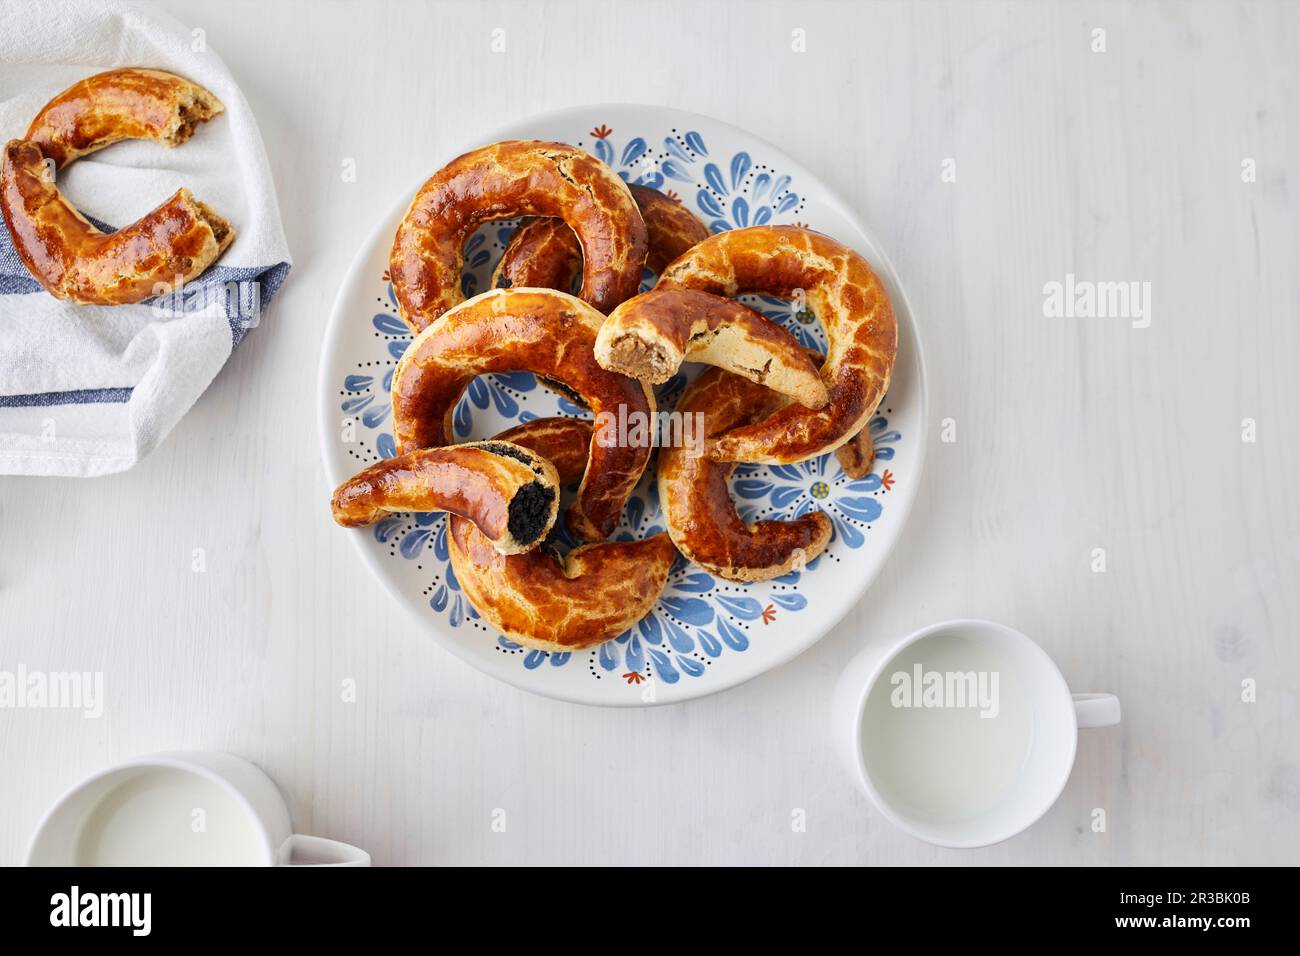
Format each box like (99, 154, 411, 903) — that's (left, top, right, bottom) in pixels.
(0, 69, 232, 305)
(448, 418, 676, 651)
(492, 183, 709, 292)
(1, 140, 233, 305)
(391, 288, 654, 542)
(654, 225, 897, 464)
(597, 287, 829, 407)
(659, 368, 832, 582)
(26, 67, 224, 168)
(389, 140, 648, 332)
(330, 440, 561, 555)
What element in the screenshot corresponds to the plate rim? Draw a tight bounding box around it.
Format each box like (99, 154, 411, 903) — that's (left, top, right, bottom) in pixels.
(316, 103, 930, 707)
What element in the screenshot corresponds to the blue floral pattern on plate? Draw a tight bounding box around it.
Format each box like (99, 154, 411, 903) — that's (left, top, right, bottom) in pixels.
(337, 125, 899, 690)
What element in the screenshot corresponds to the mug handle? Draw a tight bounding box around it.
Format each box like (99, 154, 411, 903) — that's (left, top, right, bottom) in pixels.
(278, 834, 371, 867)
(1073, 693, 1121, 729)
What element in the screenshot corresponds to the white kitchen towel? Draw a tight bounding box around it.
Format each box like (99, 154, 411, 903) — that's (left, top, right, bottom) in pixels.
(0, 0, 290, 476)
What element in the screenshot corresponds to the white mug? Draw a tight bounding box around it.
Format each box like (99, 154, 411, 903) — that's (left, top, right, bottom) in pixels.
(830, 618, 1120, 848)
(27, 751, 370, 867)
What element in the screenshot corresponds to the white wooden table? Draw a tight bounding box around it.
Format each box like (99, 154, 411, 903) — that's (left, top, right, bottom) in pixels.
(2, 0, 1297, 866)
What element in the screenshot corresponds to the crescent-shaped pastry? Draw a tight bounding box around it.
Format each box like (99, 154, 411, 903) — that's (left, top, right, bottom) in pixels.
(491, 183, 709, 291)
(448, 418, 676, 652)
(389, 140, 648, 332)
(596, 287, 829, 407)
(608, 226, 897, 464)
(0, 69, 233, 306)
(26, 68, 225, 168)
(659, 367, 832, 582)
(330, 440, 561, 555)
(391, 288, 654, 542)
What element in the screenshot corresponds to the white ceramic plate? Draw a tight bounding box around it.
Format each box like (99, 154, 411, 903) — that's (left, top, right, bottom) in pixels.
(318, 105, 927, 706)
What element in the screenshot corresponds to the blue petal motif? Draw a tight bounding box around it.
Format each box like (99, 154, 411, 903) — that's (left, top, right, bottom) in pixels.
(730, 152, 751, 190)
(675, 654, 706, 677)
(399, 528, 431, 558)
(647, 648, 679, 683)
(732, 196, 750, 227)
(372, 313, 409, 335)
(664, 136, 692, 164)
(454, 399, 472, 438)
(430, 585, 448, 612)
(831, 513, 865, 549)
(467, 377, 490, 409)
(594, 138, 613, 165)
(734, 478, 773, 500)
(620, 138, 647, 167)
(625, 635, 645, 674)
(662, 616, 695, 653)
(661, 160, 693, 183)
(771, 592, 808, 611)
(494, 371, 537, 392)
(659, 596, 714, 626)
(432, 520, 450, 560)
(704, 163, 726, 196)
(672, 571, 716, 594)
(523, 650, 547, 669)
(373, 515, 402, 542)
(836, 496, 883, 523)
(598, 640, 621, 671)
(770, 485, 804, 509)
(550, 652, 571, 667)
(752, 172, 771, 200)
(388, 340, 408, 360)
(361, 404, 389, 428)
(697, 629, 722, 657)
(777, 192, 800, 214)
(489, 387, 519, 418)
(845, 475, 882, 493)
(376, 433, 396, 459)
(697, 189, 724, 219)
(638, 614, 663, 645)
(684, 131, 708, 156)
(717, 595, 764, 620)
(341, 394, 372, 414)
(344, 374, 373, 391)
(717, 617, 749, 651)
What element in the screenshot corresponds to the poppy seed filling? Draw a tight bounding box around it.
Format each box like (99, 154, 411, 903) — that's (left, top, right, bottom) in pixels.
(507, 481, 557, 544)
(478, 442, 536, 467)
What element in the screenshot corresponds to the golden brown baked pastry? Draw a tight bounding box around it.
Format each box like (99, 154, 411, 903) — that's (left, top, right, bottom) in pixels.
(658, 368, 832, 581)
(448, 418, 676, 651)
(0, 69, 232, 305)
(610, 226, 897, 464)
(492, 183, 709, 291)
(834, 425, 875, 479)
(330, 440, 561, 555)
(25, 68, 225, 168)
(597, 287, 829, 407)
(389, 140, 648, 333)
(391, 288, 653, 542)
